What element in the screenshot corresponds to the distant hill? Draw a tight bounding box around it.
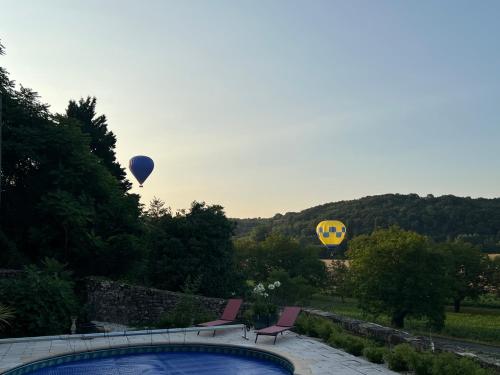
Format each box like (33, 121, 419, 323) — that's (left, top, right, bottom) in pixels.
(233, 194, 500, 253)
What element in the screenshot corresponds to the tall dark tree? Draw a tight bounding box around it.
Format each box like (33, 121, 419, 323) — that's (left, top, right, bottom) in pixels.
(147, 201, 241, 297)
(66, 97, 130, 190)
(437, 241, 489, 312)
(0, 44, 144, 276)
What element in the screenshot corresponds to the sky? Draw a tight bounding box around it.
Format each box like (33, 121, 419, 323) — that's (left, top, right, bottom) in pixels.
(1, 0, 499, 218)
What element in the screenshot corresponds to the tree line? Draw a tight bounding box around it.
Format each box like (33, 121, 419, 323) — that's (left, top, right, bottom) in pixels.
(234, 194, 500, 253)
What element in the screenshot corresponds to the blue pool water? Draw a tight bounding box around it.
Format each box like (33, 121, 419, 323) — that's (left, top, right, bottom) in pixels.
(28, 351, 292, 374)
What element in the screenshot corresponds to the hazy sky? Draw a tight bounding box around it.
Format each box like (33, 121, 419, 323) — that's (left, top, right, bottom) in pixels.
(1, 0, 499, 217)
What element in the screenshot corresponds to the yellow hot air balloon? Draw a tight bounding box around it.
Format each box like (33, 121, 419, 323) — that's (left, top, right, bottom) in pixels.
(316, 220, 346, 247)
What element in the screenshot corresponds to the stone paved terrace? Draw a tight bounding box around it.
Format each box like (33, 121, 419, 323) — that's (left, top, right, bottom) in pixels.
(0, 325, 397, 375)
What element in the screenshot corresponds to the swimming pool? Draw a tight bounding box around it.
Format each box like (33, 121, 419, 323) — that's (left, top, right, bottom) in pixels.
(4, 344, 294, 375)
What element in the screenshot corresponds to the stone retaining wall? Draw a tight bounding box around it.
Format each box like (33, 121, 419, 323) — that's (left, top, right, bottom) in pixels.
(302, 308, 500, 373)
(85, 278, 246, 326)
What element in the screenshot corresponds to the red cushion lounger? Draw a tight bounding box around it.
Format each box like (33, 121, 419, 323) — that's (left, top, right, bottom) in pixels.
(254, 306, 301, 344)
(197, 298, 243, 336)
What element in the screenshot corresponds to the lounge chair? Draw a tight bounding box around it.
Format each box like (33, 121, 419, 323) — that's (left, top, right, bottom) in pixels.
(254, 306, 301, 344)
(197, 298, 243, 336)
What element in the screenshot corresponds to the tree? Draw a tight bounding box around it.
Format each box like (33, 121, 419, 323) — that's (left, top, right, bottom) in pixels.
(0, 45, 145, 278)
(234, 234, 327, 288)
(326, 260, 352, 302)
(437, 241, 489, 312)
(486, 256, 500, 297)
(147, 201, 241, 297)
(66, 97, 130, 190)
(348, 227, 448, 329)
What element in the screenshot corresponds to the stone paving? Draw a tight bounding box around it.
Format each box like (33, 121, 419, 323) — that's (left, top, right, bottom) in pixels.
(0, 327, 397, 375)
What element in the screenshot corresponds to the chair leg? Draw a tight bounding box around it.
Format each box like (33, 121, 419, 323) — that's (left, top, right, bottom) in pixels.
(255, 334, 259, 343)
(273, 335, 277, 344)
(197, 331, 200, 336)
(213, 330, 216, 337)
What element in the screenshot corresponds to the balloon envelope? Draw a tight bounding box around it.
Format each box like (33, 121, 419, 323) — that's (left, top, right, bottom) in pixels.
(316, 220, 346, 247)
(129, 155, 154, 187)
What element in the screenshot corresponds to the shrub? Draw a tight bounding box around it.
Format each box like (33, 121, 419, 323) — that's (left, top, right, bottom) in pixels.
(432, 353, 489, 375)
(385, 343, 415, 372)
(408, 351, 434, 375)
(363, 346, 387, 364)
(156, 295, 216, 329)
(342, 335, 367, 356)
(327, 331, 368, 356)
(293, 314, 310, 335)
(328, 330, 349, 348)
(0, 260, 77, 337)
(308, 317, 335, 340)
(316, 320, 338, 341)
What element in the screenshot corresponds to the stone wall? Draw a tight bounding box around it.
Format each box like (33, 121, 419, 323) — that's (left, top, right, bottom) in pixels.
(85, 278, 243, 326)
(303, 308, 500, 372)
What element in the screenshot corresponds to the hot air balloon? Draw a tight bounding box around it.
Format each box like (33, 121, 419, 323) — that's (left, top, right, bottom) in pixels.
(316, 220, 346, 247)
(129, 155, 154, 187)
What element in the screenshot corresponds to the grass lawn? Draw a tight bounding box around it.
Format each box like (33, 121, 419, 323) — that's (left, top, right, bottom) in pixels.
(307, 294, 500, 346)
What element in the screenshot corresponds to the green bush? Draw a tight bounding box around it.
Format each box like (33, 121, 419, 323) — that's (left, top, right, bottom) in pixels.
(307, 317, 336, 340)
(385, 343, 415, 372)
(363, 346, 387, 364)
(156, 295, 216, 329)
(0, 260, 77, 337)
(293, 314, 310, 335)
(327, 330, 348, 348)
(408, 351, 434, 375)
(327, 331, 368, 356)
(432, 353, 489, 375)
(342, 335, 367, 356)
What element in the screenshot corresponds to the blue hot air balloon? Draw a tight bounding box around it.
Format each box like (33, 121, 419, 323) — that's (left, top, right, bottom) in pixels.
(129, 155, 154, 187)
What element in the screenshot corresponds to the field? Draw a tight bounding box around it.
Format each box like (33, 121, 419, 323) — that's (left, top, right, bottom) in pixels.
(307, 294, 500, 346)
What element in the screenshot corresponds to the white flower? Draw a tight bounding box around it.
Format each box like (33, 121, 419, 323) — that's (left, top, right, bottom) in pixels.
(274, 281, 281, 288)
(268, 284, 275, 290)
(263, 293, 269, 297)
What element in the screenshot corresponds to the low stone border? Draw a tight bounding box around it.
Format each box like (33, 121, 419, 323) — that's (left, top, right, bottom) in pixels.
(302, 307, 500, 373)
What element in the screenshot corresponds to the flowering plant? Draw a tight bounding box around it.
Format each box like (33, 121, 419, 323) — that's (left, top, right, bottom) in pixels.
(251, 281, 281, 317)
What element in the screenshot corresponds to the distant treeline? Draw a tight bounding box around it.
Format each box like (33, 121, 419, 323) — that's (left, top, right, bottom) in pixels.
(233, 194, 500, 253)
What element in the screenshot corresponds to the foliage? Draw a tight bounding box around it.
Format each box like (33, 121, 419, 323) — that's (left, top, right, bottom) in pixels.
(0, 260, 77, 337)
(362, 346, 387, 364)
(234, 234, 327, 289)
(0, 304, 15, 330)
(234, 193, 500, 253)
(156, 295, 216, 329)
(384, 343, 415, 372)
(308, 294, 500, 345)
(408, 351, 435, 375)
(432, 353, 489, 375)
(325, 260, 352, 301)
(265, 269, 317, 305)
(146, 200, 241, 297)
(0, 47, 144, 279)
(293, 314, 311, 335)
(66, 97, 130, 191)
(486, 257, 500, 297)
(437, 241, 490, 312)
(348, 227, 449, 329)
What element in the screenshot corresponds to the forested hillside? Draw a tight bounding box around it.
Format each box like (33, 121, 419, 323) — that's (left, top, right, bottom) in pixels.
(234, 194, 500, 253)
